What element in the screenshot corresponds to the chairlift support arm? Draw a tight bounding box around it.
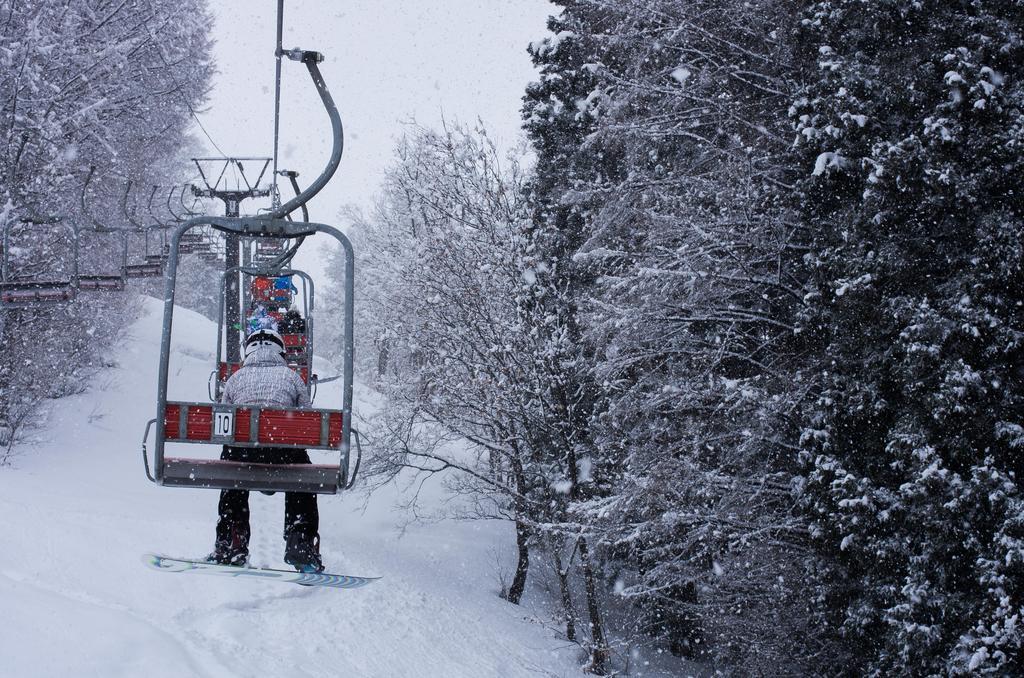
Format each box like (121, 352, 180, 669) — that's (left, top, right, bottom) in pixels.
(80, 166, 109, 232)
(146, 185, 166, 227)
(270, 50, 341, 220)
(121, 181, 145, 230)
(166, 186, 182, 222)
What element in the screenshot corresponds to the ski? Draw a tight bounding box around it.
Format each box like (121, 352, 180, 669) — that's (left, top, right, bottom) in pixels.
(143, 554, 379, 589)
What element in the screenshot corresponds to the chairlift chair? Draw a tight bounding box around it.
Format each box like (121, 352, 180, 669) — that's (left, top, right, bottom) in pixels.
(76, 228, 128, 292)
(142, 215, 171, 263)
(78, 276, 127, 291)
(179, 229, 209, 255)
(141, 40, 358, 495)
(122, 226, 168, 278)
(74, 167, 139, 291)
(1, 220, 78, 308)
(142, 223, 355, 495)
(211, 267, 314, 401)
(0, 280, 77, 306)
(125, 261, 164, 279)
(253, 238, 289, 263)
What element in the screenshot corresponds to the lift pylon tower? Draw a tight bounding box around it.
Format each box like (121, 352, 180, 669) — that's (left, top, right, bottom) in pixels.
(191, 157, 272, 364)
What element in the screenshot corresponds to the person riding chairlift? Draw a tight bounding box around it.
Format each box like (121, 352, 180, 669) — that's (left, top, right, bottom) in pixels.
(208, 325, 324, 573)
(250, 275, 295, 308)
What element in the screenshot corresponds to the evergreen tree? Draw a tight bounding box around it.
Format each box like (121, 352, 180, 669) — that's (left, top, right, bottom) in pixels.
(792, 0, 1024, 673)
(524, 1, 828, 672)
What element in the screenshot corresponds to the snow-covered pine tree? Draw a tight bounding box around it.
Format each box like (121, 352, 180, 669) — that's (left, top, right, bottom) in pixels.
(792, 0, 1024, 673)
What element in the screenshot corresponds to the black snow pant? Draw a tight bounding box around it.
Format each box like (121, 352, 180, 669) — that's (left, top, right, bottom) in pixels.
(215, 446, 319, 550)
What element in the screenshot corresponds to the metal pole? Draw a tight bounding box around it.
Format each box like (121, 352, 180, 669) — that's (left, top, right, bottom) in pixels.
(224, 198, 241, 364)
(242, 237, 252, 314)
(272, 0, 285, 208)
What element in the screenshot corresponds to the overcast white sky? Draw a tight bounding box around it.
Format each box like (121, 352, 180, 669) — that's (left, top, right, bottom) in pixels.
(197, 0, 554, 226)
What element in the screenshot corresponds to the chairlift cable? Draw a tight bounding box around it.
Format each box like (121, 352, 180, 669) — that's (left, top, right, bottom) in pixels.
(151, 37, 228, 159)
(271, 0, 285, 209)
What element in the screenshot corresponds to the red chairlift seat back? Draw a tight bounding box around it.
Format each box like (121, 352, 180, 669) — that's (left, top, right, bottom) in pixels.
(160, 401, 344, 493)
(163, 402, 343, 448)
(281, 333, 308, 362)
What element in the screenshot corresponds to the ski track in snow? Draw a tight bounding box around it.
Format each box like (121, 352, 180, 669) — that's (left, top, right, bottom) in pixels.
(0, 298, 583, 678)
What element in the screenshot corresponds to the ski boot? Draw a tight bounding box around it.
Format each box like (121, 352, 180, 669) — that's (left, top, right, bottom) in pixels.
(284, 531, 324, 573)
(208, 524, 249, 566)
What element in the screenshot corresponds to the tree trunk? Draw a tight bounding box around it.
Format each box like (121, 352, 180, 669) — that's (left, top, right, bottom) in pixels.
(579, 536, 610, 675)
(550, 535, 577, 641)
(503, 447, 531, 605)
(376, 338, 389, 377)
(505, 518, 530, 604)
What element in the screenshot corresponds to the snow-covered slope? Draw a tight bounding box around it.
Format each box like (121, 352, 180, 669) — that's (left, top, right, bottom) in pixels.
(0, 298, 582, 678)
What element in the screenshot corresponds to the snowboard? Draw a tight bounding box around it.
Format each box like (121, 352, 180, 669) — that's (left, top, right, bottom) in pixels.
(144, 553, 379, 589)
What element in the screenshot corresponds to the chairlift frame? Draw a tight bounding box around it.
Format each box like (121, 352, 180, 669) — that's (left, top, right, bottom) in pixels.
(76, 227, 128, 292)
(141, 40, 357, 495)
(0, 218, 79, 308)
(143, 217, 355, 494)
(74, 168, 130, 291)
(112, 180, 169, 278)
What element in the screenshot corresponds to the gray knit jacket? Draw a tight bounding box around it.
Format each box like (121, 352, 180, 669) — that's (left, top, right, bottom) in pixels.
(221, 345, 311, 409)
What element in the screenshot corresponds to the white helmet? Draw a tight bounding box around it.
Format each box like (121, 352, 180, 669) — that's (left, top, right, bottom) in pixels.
(244, 328, 286, 358)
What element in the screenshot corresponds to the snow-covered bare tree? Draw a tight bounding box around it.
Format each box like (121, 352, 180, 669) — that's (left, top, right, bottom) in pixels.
(0, 0, 213, 453)
(340, 123, 554, 605)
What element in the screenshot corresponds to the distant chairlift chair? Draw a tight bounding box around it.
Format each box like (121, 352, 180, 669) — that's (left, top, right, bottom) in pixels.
(211, 266, 315, 400)
(124, 227, 167, 279)
(253, 238, 290, 264)
(76, 227, 128, 292)
(0, 219, 78, 308)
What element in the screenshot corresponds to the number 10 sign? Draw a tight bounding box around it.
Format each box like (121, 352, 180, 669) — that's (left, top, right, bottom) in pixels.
(212, 407, 234, 440)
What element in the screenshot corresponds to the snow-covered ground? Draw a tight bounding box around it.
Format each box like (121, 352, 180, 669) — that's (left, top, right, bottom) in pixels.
(0, 298, 585, 678)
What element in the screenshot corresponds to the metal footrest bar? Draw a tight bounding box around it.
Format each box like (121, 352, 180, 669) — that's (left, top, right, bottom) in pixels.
(0, 281, 76, 307)
(78, 274, 126, 291)
(162, 457, 340, 493)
